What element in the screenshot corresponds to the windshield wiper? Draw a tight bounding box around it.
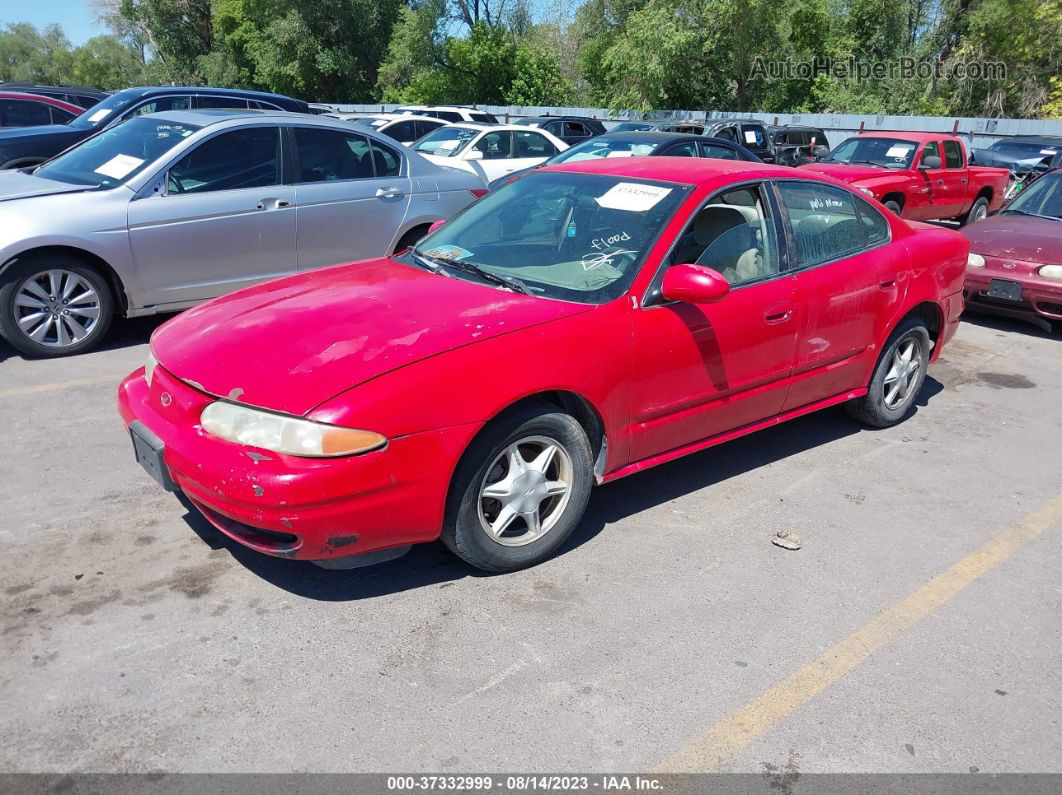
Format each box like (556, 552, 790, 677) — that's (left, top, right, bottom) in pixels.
(437, 258, 535, 295)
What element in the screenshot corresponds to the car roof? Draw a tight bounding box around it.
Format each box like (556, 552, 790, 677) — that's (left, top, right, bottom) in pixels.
(856, 130, 961, 143)
(521, 115, 601, 122)
(706, 118, 766, 125)
(342, 113, 441, 122)
(148, 109, 343, 127)
(587, 131, 705, 144)
(541, 156, 787, 184)
(1005, 135, 1062, 144)
(0, 91, 80, 107)
(112, 85, 300, 102)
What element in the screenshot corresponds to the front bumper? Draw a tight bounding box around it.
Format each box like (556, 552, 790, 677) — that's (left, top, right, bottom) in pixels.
(117, 365, 480, 561)
(964, 267, 1062, 323)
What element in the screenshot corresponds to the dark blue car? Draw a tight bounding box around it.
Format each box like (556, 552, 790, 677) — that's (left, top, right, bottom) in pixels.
(0, 86, 308, 169)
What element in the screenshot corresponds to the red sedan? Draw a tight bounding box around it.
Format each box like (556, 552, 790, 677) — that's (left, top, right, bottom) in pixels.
(961, 168, 1062, 333)
(118, 159, 968, 572)
(0, 91, 82, 127)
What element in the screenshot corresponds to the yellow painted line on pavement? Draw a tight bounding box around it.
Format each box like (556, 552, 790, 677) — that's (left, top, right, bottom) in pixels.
(0, 375, 118, 399)
(654, 494, 1062, 772)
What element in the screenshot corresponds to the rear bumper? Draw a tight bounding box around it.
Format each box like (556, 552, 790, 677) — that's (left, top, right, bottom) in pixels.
(118, 367, 480, 561)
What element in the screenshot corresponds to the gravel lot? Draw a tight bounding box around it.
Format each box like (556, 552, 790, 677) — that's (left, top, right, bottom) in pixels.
(1, 312, 1060, 774)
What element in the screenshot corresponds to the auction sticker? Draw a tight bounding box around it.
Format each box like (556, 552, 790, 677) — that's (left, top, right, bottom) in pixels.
(87, 108, 112, 123)
(423, 244, 473, 260)
(595, 182, 671, 212)
(94, 154, 145, 179)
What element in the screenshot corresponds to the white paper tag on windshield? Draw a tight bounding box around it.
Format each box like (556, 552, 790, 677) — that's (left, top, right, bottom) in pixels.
(596, 182, 672, 212)
(87, 108, 111, 123)
(94, 154, 145, 179)
(743, 130, 758, 144)
(886, 145, 912, 158)
(1041, 149, 1057, 155)
(605, 150, 634, 158)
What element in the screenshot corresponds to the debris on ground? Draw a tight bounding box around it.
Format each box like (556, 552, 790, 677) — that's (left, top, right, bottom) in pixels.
(771, 531, 801, 550)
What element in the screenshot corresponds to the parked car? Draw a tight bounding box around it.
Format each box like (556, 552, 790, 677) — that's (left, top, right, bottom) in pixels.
(770, 125, 831, 166)
(118, 158, 967, 572)
(513, 116, 607, 146)
(611, 120, 706, 135)
(0, 111, 486, 357)
(307, 103, 337, 115)
(0, 83, 109, 109)
(0, 86, 309, 170)
(412, 123, 568, 183)
(961, 168, 1062, 332)
(802, 132, 1010, 225)
(330, 113, 448, 146)
(395, 105, 499, 124)
(703, 119, 775, 162)
(970, 136, 1062, 200)
(486, 131, 761, 190)
(0, 92, 82, 127)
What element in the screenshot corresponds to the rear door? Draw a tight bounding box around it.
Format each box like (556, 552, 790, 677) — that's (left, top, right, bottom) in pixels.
(290, 126, 412, 268)
(128, 124, 296, 306)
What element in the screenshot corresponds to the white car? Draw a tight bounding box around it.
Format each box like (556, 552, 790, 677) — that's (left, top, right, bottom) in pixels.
(395, 105, 499, 124)
(411, 124, 569, 183)
(330, 113, 448, 147)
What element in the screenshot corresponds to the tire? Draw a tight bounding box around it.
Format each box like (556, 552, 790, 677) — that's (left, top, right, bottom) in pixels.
(442, 403, 594, 572)
(961, 195, 990, 227)
(392, 226, 429, 255)
(845, 316, 931, 428)
(0, 254, 114, 357)
(883, 199, 902, 216)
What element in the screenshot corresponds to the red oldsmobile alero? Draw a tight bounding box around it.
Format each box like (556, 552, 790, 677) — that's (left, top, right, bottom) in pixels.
(118, 158, 968, 572)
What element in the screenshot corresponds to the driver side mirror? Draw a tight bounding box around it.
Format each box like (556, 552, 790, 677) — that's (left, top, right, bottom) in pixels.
(661, 264, 730, 304)
(920, 155, 942, 170)
(427, 219, 446, 234)
(466, 149, 484, 161)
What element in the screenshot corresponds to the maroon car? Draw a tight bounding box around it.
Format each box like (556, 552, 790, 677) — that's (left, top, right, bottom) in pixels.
(961, 169, 1062, 332)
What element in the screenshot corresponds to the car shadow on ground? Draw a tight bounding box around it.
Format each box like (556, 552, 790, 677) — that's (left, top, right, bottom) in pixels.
(960, 310, 1058, 339)
(179, 378, 944, 601)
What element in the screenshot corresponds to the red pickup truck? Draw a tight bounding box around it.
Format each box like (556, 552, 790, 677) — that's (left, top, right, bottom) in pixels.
(801, 131, 1009, 225)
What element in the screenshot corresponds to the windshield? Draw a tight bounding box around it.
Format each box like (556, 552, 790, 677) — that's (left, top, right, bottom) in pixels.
(612, 122, 654, 132)
(35, 117, 199, 188)
(68, 90, 145, 130)
(1004, 171, 1062, 219)
(989, 140, 1060, 160)
(412, 126, 478, 156)
(552, 138, 657, 163)
(400, 171, 688, 303)
(825, 137, 918, 168)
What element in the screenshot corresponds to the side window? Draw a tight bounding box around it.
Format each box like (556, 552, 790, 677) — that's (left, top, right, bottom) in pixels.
(778, 182, 867, 266)
(714, 126, 737, 142)
(855, 196, 890, 245)
(943, 140, 964, 169)
(670, 184, 779, 286)
(415, 119, 443, 138)
(514, 130, 557, 158)
(741, 124, 767, 148)
(126, 96, 191, 119)
(470, 112, 497, 124)
(0, 99, 52, 126)
(563, 122, 590, 139)
(50, 106, 77, 124)
(701, 143, 739, 160)
(662, 142, 699, 157)
(248, 100, 283, 111)
(474, 131, 512, 159)
(921, 141, 941, 168)
(197, 96, 249, 109)
(384, 120, 418, 143)
(438, 111, 462, 122)
(370, 139, 402, 177)
(293, 127, 376, 182)
(167, 127, 279, 194)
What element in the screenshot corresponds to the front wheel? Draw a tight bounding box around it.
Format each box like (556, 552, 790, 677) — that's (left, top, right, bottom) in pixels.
(0, 255, 114, 357)
(845, 317, 930, 428)
(443, 404, 594, 572)
(882, 199, 902, 216)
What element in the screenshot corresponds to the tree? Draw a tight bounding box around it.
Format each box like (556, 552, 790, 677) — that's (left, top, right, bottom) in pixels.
(70, 35, 146, 89)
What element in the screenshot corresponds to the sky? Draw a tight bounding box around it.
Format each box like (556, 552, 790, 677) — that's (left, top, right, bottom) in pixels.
(1, 0, 103, 45)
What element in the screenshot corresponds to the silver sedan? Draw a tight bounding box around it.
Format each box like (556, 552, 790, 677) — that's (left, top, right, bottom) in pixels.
(0, 110, 487, 357)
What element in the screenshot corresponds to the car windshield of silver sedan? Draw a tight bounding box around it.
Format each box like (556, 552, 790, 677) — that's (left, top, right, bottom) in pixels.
(1003, 171, 1062, 220)
(824, 137, 918, 168)
(412, 126, 478, 157)
(403, 171, 689, 304)
(555, 139, 657, 163)
(35, 118, 199, 188)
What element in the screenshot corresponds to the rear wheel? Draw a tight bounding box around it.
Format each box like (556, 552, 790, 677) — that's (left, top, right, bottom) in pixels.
(442, 403, 594, 572)
(0, 255, 114, 357)
(961, 195, 990, 226)
(845, 317, 930, 428)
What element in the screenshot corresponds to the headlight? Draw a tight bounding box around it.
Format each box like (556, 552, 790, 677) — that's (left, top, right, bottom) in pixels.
(200, 401, 387, 458)
(144, 349, 158, 386)
(858, 186, 875, 197)
(968, 253, 986, 268)
(1038, 264, 1062, 281)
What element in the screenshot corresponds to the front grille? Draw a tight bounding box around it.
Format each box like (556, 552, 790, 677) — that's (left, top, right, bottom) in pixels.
(1035, 302, 1062, 318)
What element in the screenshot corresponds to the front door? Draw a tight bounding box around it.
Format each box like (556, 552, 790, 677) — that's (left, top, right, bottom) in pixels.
(128, 125, 296, 307)
(629, 182, 799, 461)
(290, 126, 412, 269)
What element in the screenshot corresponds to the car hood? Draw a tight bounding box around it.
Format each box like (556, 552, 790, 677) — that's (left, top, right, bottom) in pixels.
(0, 168, 92, 202)
(801, 163, 900, 183)
(0, 123, 74, 142)
(960, 213, 1062, 263)
(152, 258, 593, 416)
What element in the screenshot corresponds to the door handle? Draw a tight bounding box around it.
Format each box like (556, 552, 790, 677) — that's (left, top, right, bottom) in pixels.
(764, 304, 792, 325)
(256, 198, 291, 210)
(936, 178, 944, 185)
(376, 187, 404, 198)
(880, 278, 897, 289)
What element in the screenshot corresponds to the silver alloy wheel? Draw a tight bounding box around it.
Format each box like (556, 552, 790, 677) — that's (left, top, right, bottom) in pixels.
(882, 338, 923, 409)
(973, 203, 988, 222)
(14, 269, 102, 348)
(477, 435, 574, 547)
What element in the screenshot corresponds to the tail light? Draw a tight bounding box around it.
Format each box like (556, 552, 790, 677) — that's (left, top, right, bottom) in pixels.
(469, 188, 488, 199)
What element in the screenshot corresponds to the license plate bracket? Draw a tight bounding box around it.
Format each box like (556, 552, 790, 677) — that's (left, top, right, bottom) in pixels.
(130, 421, 177, 492)
(985, 278, 1023, 302)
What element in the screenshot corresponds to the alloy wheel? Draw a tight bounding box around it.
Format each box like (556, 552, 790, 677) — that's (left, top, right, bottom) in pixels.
(14, 269, 102, 348)
(882, 338, 923, 409)
(477, 435, 574, 547)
